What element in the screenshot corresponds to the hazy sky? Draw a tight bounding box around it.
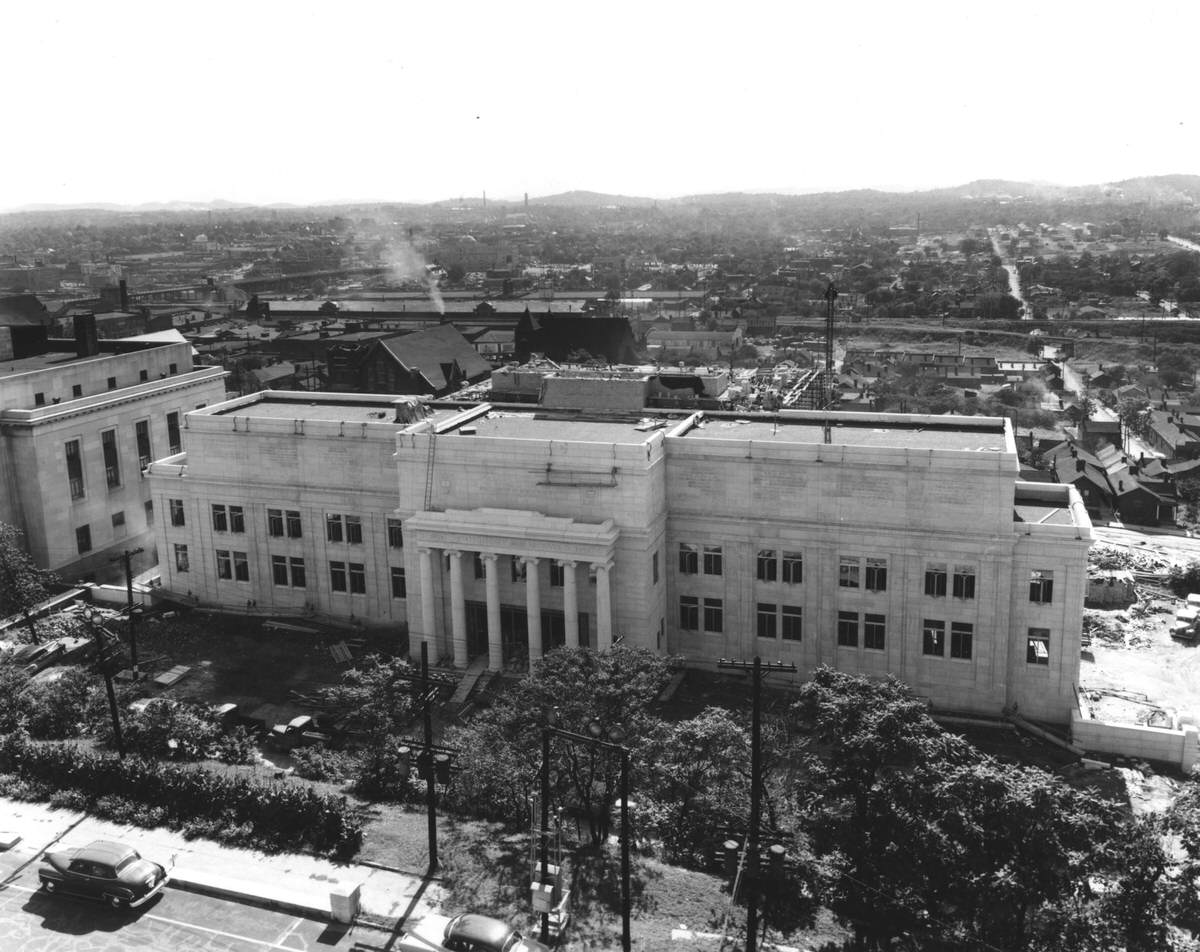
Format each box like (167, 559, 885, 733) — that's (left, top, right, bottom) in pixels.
(3, 0, 1197, 209)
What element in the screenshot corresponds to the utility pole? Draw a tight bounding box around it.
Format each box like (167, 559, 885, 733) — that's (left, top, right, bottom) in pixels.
(717, 657, 797, 952)
(109, 547, 144, 678)
(392, 643, 458, 874)
(83, 608, 125, 758)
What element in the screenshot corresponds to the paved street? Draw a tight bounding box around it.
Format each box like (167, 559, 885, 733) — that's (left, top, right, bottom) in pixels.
(0, 871, 396, 951)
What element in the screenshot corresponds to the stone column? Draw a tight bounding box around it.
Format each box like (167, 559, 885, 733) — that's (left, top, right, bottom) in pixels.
(523, 556, 543, 664)
(482, 553, 503, 671)
(447, 549, 467, 667)
(418, 547, 435, 660)
(593, 559, 613, 650)
(561, 559, 579, 649)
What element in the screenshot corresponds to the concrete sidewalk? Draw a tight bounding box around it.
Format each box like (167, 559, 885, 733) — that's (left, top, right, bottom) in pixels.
(0, 796, 443, 927)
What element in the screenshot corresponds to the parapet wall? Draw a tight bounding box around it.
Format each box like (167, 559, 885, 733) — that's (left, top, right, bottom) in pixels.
(1071, 709, 1200, 772)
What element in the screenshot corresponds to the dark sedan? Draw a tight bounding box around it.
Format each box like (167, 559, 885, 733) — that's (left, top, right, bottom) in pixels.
(38, 840, 169, 910)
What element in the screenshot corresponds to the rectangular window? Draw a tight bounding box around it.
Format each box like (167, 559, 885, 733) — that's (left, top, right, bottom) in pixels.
(169, 362, 178, 374)
(837, 610, 859, 647)
(391, 566, 407, 599)
(167, 411, 181, 454)
(782, 551, 803, 584)
(229, 506, 245, 533)
(286, 510, 302, 538)
(65, 439, 85, 500)
(107, 376, 117, 390)
(652, 551, 659, 585)
(290, 558, 306, 588)
(326, 514, 344, 543)
(756, 602, 777, 639)
(101, 428, 120, 488)
(75, 524, 92, 554)
(951, 622, 974, 660)
(212, 505, 229, 532)
(345, 515, 363, 545)
(144, 499, 154, 526)
(839, 556, 860, 589)
(34, 391, 45, 406)
(139, 369, 149, 382)
(72, 383, 82, 398)
(953, 565, 976, 599)
(1029, 570, 1054, 604)
(348, 562, 366, 594)
(169, 498, 185, 526)
(111, 510, 126, 532)
(174, 543, 189, 572)
(757, 549, 777, 582)
(703, 597, 724, 633)
(703, 545, 723, 576)
(550, 561, 565, 587)
(233, 551, 249, 582)
(925, 563, 948, 597)
(679, 595, 699, 631)
(864, 613, 886, 650)
(511, 557, 527, 583)
(268, 508, 284, 537)
(865, 558, 887, 592)
(782, 605, 803, 641)
(216, 549, 233, 580)
(923, 619, 946, 656)
(135, 420, 152, 469)
(678, 543, 698, 575)
(272, 555, 289, 586)
(330, 561, 347, 592)
(1027, 628, 1050, 665)
(387, 518, 404, 548)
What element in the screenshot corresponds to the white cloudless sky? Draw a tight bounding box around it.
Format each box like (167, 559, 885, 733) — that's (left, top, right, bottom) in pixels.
(2, 0, 1197, 209)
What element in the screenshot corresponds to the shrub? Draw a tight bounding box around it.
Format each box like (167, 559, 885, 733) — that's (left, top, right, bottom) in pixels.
(0, 732, 362, 858)
(117, 700, 220, 760)
(292, 746, 357, 783)
(18, 667, 99, 740)
(211, 726, 259, 765)
(1168, 560, 1200, 597)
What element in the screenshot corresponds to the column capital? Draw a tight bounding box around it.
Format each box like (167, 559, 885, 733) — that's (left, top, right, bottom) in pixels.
(444, 549, 463, 560)
(557, 558, 577, 568)
(590, 559, 615, 573)
(417, 546, 434, 557)
(519, 554, 541, 567)
(480, 552, 500, 564)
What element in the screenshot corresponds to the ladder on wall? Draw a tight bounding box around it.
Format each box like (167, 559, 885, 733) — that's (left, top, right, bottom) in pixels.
(423, 430, 438, 511)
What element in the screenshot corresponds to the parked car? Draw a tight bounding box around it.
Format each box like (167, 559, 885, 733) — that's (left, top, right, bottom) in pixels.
(398, 913, 551, 952)
(38, 840, 169, 910)
(269, 714, 332, 751)
(10, 640, 66, 675)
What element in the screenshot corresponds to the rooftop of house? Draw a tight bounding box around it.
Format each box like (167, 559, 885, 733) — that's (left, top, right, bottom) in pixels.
(207, 391, 435, 425)
(680, 412, 1011, 452)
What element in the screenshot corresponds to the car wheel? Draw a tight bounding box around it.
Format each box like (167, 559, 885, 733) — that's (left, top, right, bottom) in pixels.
(106, 894, 128, 911)
(41, 879, 56, 893)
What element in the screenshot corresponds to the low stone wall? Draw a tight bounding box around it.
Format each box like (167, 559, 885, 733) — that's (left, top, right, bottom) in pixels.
(1070, 709, 1200, 772)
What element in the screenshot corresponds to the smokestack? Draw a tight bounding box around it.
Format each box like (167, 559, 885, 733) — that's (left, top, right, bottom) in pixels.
(73, 313, 99, 358)
(524, 192, 528, 210)
(119, 279, 128, 311)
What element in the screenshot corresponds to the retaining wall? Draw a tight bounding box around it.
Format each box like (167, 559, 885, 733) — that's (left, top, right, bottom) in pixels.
(1070, 709, 1200, 772)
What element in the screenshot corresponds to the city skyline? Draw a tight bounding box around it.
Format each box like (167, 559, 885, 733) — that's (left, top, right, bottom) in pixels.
(3, 0, 1197, 212)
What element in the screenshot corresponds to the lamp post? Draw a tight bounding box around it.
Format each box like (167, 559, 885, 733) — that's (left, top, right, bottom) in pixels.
(539, 716, 631, 952)
(83, 608, 125, 759)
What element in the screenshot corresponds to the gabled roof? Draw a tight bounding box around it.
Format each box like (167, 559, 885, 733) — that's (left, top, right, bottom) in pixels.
(378, 324, 491, 391)
(0, 293, 49, 327)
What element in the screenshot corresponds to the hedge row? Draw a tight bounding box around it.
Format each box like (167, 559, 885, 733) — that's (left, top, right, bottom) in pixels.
(0, 732, 362, 858)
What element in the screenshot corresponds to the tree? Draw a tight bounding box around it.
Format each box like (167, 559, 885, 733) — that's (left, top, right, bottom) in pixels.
(445, 646, 679, 842)
(791, 667, 1141, 951)
(1117, 398, 1151, 452)
(0, 522, 58, 643)
(1158, 352, 1194, 389)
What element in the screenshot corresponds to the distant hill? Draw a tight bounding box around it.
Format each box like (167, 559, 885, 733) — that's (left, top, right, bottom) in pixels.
(533, 190, 657, 208)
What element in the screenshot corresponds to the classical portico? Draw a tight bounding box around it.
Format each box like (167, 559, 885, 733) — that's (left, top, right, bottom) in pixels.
(406, 507, 620, 670)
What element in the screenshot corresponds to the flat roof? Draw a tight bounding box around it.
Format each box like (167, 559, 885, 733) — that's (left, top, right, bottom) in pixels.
(448, 410, 660, 444)
(1014, 502, 1077, 526)
(211, 395, 416, 423)
(683, 417, 1009, 452)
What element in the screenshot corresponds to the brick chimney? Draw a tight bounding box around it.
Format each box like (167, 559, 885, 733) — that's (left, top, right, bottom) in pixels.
(73, 313, 100, 358)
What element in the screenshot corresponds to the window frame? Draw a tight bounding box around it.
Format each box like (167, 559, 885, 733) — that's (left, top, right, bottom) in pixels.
(1029, 570, 1054, 605)
(782, 551, 803, 585)
(174, 543, 189, 572)
(345, 515, 363, 545)
(391, 566, 407, 599)
(702, 545, 723, 576)
(865, 557, 887, 593)
(923, 619, 946, 656)
(837, 610, 859, 647)
(326, 513, 344, 543)
(679, 595, 699, 631)
(756, 602, 777, 639)
(65, 439, 85, 500)
(229, 505, 245, 534)
(950, 621, 974, 660)
(169, 498, 186, 527)
(286, 510, 303, 538)
(329, 560, 347, 593)
(781, 604, 803, 641)
(272, 555, 289, 586)
(678, 543, 698, 575)
(702, 597, 724, 633)
(952, 564, 976, 599)
(75, 524, 92, 555)
(1027, 627, 1050, 665)
(838, 556, 860, 589)
(212, 504, 229, 533)
(348, 562, 366, 595)
(215, 549, 233, 580)
(101, 428, 121, 489)
(387, 518, 404, 549)
(864, 612, 886, 650)
(268, 508, 285, 537)
(925, 563, 948, 597)
(233, 551, 249, 582)
(756, 549, 778, 583)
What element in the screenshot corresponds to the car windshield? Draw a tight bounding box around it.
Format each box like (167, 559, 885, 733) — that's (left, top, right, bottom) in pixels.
(114, 854, 139, 872)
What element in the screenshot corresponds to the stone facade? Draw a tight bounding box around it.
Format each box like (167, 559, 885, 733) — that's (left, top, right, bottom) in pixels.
(150, 394, 1091, 723)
